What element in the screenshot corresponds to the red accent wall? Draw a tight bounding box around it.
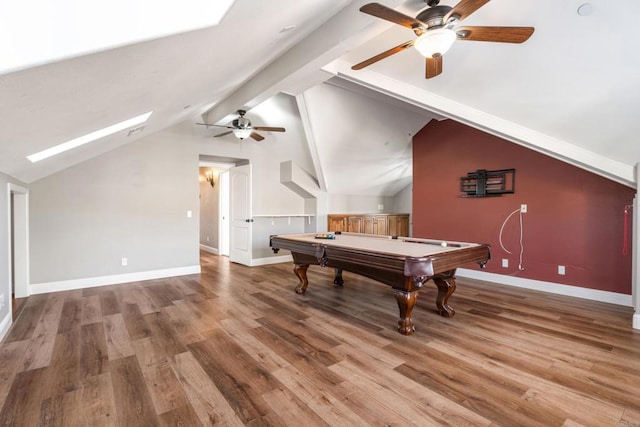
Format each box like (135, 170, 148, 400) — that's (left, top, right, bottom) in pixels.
(413, 120, 635, 294)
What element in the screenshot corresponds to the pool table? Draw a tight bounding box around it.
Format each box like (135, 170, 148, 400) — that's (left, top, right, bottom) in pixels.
(270, 232, 490, 335)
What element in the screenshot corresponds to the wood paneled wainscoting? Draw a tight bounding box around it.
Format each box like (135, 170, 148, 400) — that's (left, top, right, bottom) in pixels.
(0, 252, 638, 425)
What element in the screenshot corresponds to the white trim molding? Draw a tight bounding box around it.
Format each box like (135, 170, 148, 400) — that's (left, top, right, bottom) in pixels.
(457, 268, 632, 307)
(30, 265, 201, 295)
(7, 183, 29, 299)
(251, 255, 293, 267)
(0, 312, 12, 342)
(199, 244, 219, 255)
(242, 259, 632, 307)
(632, 191, 639, 329)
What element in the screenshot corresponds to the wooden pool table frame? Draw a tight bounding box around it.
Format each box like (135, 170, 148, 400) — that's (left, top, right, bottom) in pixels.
(270, 233, 491, 335)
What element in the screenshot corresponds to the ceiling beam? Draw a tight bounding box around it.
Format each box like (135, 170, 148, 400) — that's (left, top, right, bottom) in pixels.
(333, 61, 635, 188)
(203, 0, 405, 126)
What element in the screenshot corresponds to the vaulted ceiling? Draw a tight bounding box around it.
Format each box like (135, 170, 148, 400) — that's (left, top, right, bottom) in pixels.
(1, 0, 638, 190)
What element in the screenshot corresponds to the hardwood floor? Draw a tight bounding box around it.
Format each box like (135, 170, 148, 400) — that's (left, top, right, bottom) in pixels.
(1, 251, 639, 426)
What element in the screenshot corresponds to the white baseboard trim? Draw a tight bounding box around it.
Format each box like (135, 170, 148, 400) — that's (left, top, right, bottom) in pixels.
(243, 260, 633, 307)
(29, 265, 201, 295)
(251, 255, 293, 267)
(199, 244, 219, 255)
(457, 268, 632, 307)
(633, 312, 640, 329)
(0, 312, 12, 342)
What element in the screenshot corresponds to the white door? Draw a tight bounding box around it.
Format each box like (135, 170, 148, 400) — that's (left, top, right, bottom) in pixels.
(218, 170, 230, 256)
(229, 164, 252, 265)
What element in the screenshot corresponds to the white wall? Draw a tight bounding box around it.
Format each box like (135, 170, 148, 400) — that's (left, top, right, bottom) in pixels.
(391, 183, 412, 236)
(252, 216, 309, 258)
(24, 92, 316, 289)
(328, 194, 395, 214)
(25, 89, 421, 290)
(29, 131, 200, 285)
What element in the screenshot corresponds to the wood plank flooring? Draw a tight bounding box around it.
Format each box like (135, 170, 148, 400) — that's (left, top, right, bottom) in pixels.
(1, 251, 639, 426)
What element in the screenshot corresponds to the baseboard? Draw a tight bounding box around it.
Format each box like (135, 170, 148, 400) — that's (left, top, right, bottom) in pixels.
(633, 312, 640, 329)
(199, 244, 219, 255)
(457, 268, 632, 307)
(251, 255, 293, 267)
(245, 259, 632, 307)
(0, 312, 12, 343)
(29, 265, 201, 295)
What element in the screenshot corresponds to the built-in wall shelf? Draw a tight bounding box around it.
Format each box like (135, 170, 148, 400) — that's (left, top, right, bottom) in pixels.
(253, 214, 315, 224)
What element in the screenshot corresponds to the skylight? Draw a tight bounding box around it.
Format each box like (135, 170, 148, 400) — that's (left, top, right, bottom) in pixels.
(27, 111, 153, 163)
(1, 0, 236, 75)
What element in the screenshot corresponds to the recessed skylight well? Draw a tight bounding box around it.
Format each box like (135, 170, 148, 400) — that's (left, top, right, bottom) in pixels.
(27, 111, 152, 163)
(1, 0, 237, 75)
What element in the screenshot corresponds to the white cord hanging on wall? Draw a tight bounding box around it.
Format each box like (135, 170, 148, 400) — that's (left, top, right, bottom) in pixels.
(499, 207, 525, 270)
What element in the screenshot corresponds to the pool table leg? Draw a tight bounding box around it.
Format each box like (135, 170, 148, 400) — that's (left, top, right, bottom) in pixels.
(394, 289, 418, 335)
(293, 264, 310, 294)
(333, 268, 344, 287)
(432, 270, 456, 318)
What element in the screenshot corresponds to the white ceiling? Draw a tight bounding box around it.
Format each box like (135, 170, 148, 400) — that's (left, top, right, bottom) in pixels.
(1, 0, 638, 190)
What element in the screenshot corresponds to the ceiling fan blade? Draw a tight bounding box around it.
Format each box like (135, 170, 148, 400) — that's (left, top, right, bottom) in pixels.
(352, 40, 414, 70)
(250, 132, 265, 141)
(456, 26, 534, 43)
(425, 54, 443, 79)
(197, 123, 234, 129)
(445, 0, 490, 23)
(214, 131, 233, 138)
(253, 127, 285, 132)
(360, 3, 424, 30)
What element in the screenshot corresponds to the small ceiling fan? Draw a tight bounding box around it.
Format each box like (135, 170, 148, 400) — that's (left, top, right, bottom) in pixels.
(352, 0, 534, 79)
(197, 110, 286, 141)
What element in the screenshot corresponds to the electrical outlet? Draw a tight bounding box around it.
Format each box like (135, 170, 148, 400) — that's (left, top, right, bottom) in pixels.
(121, 257, 128, 267)
(377, 204, 384, 210)
(502, 259, 509, 268)
(187, 210, 193, 218)
(558, 265, 565, 275)
(520, 204, 527, 213)
(0, 293, 4, 309)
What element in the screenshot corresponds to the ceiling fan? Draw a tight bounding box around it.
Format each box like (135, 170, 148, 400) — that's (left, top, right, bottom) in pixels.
(197, 110, 286, 141)
(352, 0, 534, 79)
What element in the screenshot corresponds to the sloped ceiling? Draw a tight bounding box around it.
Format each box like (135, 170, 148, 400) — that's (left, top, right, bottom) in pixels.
(330, 0, 640, 186)
(1, 0, 638, 192)
(0, 0, 360, 183)
(299, 78, 439, 196)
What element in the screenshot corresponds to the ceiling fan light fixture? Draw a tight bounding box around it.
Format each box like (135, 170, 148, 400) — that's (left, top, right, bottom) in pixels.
(232, 128, 252, 140)
(414, 28, 456, 58)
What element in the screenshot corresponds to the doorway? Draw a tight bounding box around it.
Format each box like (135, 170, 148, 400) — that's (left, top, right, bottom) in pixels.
(198, 159, 236, 258)
(7, 184, 29, 315)
(197, 158, 252, 266)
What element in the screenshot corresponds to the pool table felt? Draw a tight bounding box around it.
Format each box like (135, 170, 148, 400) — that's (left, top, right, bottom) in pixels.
(278, 233, 481, 259)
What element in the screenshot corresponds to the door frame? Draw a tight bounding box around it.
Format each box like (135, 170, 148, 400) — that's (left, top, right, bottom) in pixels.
(218, 170, 230, 256)
(198, 160, 234, 256)
(7, 183, 29, 301)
